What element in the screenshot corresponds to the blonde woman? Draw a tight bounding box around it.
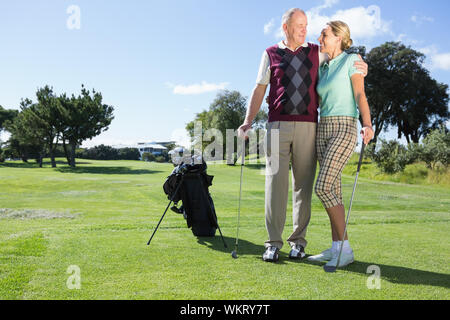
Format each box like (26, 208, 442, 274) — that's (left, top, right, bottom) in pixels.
(307, 21, 374, 268)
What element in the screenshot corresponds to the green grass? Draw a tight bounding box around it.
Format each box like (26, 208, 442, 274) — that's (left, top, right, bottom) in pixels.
(0, 157, 449, 300)
(344, 155, 450, 187)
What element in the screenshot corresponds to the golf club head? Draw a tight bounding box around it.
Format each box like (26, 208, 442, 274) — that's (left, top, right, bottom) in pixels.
(231, 251, 238, 259)
(323, 265, 337, 273)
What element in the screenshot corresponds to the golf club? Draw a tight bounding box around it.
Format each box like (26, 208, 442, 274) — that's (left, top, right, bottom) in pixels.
(231, 130, 247, 259)
(324, 142, 366, 273)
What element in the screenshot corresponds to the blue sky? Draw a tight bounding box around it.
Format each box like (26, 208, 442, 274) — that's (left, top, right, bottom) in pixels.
(0, 0, 449, 147)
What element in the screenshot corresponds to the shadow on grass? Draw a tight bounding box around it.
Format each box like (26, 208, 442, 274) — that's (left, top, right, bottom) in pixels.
(1, 160, 162, 175)
(197, 236, 263, 256)
(0, 160, 92, 168)
(301, 257, 450, 289)
(244, 163, 266, 170)
(199, 236, 450, 288)
(197, 235, 291, 265)
(222, 163, 266, 170)
(55, 166, 162, 175)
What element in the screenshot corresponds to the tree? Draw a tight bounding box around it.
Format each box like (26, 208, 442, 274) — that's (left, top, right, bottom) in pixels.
(186, 109, 214, 152)
(34, 86, 65, 167)
(365, 42, 449, 143)
(59, 85, 115, 167)
(2, 85, 115, 167)
(394, 72, 449, 143)
(0, 105, 19, 161)
(186, 90, 268, 163)
(208, 90, 247, 135)
(4, 87, 67, 167)
(186, 90, 247, 162)
(4, 100, 48, 166)
(364, 42, 404, 142)
(0, 106, 19, 132)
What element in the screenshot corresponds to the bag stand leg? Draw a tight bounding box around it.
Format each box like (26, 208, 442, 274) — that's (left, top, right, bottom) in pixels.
(147, 176, 184, 246)
(217, 226, 227, 248)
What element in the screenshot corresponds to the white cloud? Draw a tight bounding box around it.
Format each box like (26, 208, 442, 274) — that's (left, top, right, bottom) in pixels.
(170, 128, 192, 148)
(264, 19, 275, 35)
(432, 53, 450, 71)
(395, 34, 421, 46)
(306, 4, 392, 41)
(166, 81, 229, 95)
(396, 34, 407, 42)
(411, 15, 434, 25)
(417, 45, 450, 71)
(275, 26, 284, 39)
(264, 0, 392, 43)
(309, 0, 340, 14)
(418, 45, 437, 56)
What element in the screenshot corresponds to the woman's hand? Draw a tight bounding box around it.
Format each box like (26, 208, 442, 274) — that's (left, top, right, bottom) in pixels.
(360, 126, 374, 145)
(354, 54, 368, 77)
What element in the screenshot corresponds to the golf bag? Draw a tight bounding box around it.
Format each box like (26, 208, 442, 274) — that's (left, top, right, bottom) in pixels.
(163, 160, 219, 237)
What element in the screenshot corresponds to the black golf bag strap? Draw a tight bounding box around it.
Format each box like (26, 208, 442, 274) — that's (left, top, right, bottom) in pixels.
(197, 176, 227, 248)
(197, 176, 219, 228)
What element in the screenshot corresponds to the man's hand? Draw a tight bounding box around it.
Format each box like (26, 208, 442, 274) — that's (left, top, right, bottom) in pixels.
(239, 84, 267, 140)
(354, 54, 368, 77)
(238, 123, 252, 139)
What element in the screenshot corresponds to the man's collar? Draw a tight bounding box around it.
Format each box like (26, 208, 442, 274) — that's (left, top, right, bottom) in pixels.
(278, 40, 308, 52)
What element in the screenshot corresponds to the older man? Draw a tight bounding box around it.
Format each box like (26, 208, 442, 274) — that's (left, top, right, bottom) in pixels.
(239, 8, 367, 262)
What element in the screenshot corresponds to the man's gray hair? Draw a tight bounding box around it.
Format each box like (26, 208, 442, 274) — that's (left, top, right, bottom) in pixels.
(281, 8, 306, 26)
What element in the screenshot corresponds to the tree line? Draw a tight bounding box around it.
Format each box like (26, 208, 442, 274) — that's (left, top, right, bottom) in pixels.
(0, 85, 114, 167)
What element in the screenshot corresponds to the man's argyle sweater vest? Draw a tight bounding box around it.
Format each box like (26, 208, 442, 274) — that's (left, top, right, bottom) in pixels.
(266, 43, 319, 123)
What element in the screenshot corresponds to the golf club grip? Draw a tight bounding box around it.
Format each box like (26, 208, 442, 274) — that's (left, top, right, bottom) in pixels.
(241, 138, 245, 165)
(357, 143, 365, 172)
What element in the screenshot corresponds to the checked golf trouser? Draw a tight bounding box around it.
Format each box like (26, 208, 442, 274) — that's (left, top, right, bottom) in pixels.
(264, 121, 317, 250)
(315, 116, 358, 209)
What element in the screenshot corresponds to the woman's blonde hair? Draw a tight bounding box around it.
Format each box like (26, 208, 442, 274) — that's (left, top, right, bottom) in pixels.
(327, 20, 353, 50)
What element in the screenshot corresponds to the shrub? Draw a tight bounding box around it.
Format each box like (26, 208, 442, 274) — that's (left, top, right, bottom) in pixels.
(419, 125, 449, 169)
(75, 148, 85, 158)
(142, 152, 156, 162)
(155, 155, 166, 163)
(76, 145, 141, 161)
(405, 142, 422, 165)
(117, 148, 141, 160)
(371, 139, 409, 174)
(364, 143, 377, 162)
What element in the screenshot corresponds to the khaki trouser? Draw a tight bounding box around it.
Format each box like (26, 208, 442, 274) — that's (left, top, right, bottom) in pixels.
(264, 121, 317, 250)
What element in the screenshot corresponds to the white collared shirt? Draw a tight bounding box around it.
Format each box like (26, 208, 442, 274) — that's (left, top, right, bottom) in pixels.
(256, 41, 329, 85)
